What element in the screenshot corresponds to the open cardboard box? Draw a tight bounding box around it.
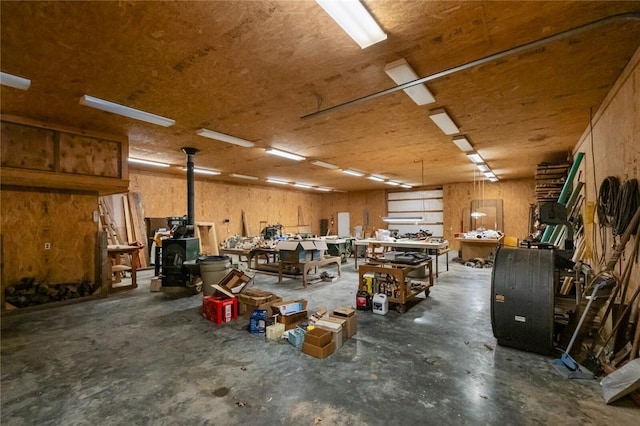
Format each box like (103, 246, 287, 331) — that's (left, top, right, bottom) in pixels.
(272, 299, 308, 330)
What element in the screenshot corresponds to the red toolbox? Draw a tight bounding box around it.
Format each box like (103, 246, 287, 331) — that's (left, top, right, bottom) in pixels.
(203, 296, 238, 324)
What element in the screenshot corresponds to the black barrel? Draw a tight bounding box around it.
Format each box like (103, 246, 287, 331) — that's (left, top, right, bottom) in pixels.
(491, 246, 555, 355)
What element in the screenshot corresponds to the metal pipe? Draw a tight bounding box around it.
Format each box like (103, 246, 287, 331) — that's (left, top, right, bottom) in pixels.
(182, 147, 199, 226)
(301, 12, 640, 120)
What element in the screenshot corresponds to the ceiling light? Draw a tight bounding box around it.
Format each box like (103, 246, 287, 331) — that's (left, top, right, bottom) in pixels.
(0, 71, 31, 90)
(429, 108, 460, 135)
(368, 175, 385, 182)
(266, 178, 289, 185)
(489, 177, 499, 182)
(476, 164, 489, 172)
(265, 148, 305, 161)
(471, 211, 487, 218)
(294, 183, 313, 189)
(80, 95, 175, 127)
(384, 58, 435, 105)
(343, 169, 365, 177)
(128, 158, 170, 168)
(196, 128, 254, 147)
(316, 0, 387, 49)
(452, 135, 473, 152)
(315, 187, 333, 192)
(385, 181, 400, 186)
(466, 152, 484, 163)
(484, 171, 496, 179)
(312, 160, 339, 169)
(230, 173, 258, 180)
(382, 216, 424, 223)
(400, 184, 413, 189)
(187, 168, 221, 176)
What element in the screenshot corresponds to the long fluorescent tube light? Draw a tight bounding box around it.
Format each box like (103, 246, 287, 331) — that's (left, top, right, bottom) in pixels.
(384, 58, 435, 105)
(343, 169, 364, 177)
(466, 152, 484, 163)
(80, 95, 175, 127)
(476, 164, 489, 172)
(385, 181, 400, 186)
(368, 175, 385, 182)
(186, 168, 221, 176)
(315, 187, 332, 192)
(489, 177, 499, 182)
(128, 158, 170, 168)
(294, 183, 313, 189)
(230, 173, 258, 180)
(266, 178, 289, 185)
(484, 171, 496, 179)
(400, 184, 413, 189)
(316, 0, 387, 49)
(429, 108, 460, 135)
(266, 148, 305, 161)
(0, 72, 31, 90)
(312, 160, 339, 169)
(382, 216, 424, 223)
(196, 128, 254, 148)
(452, 135, 473, 152)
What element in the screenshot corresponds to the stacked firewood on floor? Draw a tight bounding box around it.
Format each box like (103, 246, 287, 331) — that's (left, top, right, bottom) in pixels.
(4, 277, 99, 308)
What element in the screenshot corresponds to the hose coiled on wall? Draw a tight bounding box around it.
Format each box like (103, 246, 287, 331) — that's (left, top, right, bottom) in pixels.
(613, 178, 640, 236)
(597, 176, 620, 227)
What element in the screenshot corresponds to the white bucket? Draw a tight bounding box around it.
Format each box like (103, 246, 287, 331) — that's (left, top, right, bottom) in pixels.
(200, 256, 231, 295)
(372, 293, 388, 315)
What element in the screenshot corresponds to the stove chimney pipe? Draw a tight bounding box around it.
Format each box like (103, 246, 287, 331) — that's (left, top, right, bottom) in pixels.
(182, 147, 199, 226)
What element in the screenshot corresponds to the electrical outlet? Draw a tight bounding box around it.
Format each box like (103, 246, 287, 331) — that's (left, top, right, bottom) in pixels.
(44, 243, 51, 250)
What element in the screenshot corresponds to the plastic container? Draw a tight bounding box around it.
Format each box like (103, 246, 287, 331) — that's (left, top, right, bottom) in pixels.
(249, 309, 267, 333)
(200, 256, 231, 295)
(372, 293, 388, 315)
(287, 328, 305, 348)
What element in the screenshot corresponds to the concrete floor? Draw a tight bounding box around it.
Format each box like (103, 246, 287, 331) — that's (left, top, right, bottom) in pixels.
(1, 258, 638, 425)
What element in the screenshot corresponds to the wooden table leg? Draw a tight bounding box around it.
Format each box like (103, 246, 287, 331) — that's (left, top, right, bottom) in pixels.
(428, 259, 433, 287)
(130, 254, 138, 288)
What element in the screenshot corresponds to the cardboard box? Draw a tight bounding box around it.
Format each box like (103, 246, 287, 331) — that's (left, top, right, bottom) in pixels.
(239, 296, 283, 320)
(275, 301, 305, 316)
(316, 321, 343, 349)
(203, 296, 238, 324)
(330, 307, 357, 339)
(279, 311, 307, 330)
(216, 269, 252, 294)
(302, 341, 335, 359)
(318, 315, 347, 343)
(237, 289, 281, 319)
(304, 327, 332, 347)
(149, 276, 162, 292)
(277, 241, 325, 262)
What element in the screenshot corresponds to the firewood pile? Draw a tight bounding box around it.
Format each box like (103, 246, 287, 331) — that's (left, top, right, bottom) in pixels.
(5, 277, 99, 308)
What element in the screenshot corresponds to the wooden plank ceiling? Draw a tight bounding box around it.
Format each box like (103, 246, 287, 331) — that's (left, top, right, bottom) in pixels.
(1, 1, 639, 192)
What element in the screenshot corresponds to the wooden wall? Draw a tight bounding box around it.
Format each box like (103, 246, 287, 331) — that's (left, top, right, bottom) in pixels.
(443, 179, 536, 251)
(1, 189, 98, 290)
(573, 46, 640, 300)
(129, 171, 324, 240)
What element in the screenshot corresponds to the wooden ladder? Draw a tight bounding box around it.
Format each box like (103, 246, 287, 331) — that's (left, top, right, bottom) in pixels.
(98, 199, 121, 246)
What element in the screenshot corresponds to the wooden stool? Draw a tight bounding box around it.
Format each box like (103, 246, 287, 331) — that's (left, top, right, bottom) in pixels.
(111, 264, 132, 284)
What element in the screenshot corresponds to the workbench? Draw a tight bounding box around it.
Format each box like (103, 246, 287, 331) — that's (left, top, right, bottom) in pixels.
(278, 255, 342, 288)
(358, 258, 433, 313)
(353, 239, 449, 277)
(455, 237, 503, 260)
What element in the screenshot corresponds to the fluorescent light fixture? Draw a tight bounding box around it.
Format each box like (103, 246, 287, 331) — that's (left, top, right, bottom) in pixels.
(466, 152, 484, 163)
(385, 181, 400, 186)
(343, 169, 365, 177)
(476, 164, 490, 173)
(128, 157, 170, 168)
(384, 58, 435, 105)
(316, 0, 387, 49)
(471, 211, 487, 218)
(315, 187, 333, 192)
(266, 178, 289, 185)
(400, 184, 413, 189)
(382, 216, 424, 223)
(196, 128, 254, 148)
(0, 72, 31, 90)
(452, 135, 473, 152)
(190, 168, 221, 176)
(429, 108, 460, 135)
(230, 173, 258, 180)
(368, 175, 385, 182)
(294, 183, 313, 189)
(265, 148, 305, 161)
(311, 160, 339, 169)
(80, 95, 175, 127)
(484, 171, 496, 179)
(489, 177, 499, 182)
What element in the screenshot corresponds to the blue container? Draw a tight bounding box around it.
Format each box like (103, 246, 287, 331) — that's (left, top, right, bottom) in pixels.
(249, 309, 267, 334)
(287, 328, 305, 348)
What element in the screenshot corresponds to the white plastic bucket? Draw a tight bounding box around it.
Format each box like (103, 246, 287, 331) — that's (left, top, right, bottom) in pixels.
(372, 293, 388, 315)
(200, 256, 231, 295)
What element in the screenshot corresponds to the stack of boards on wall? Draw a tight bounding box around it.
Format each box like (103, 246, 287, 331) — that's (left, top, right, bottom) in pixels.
(491, 246, 555, 355)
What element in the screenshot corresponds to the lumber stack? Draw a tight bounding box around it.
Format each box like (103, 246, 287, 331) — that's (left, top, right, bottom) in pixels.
(535, 161, 572, 204)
